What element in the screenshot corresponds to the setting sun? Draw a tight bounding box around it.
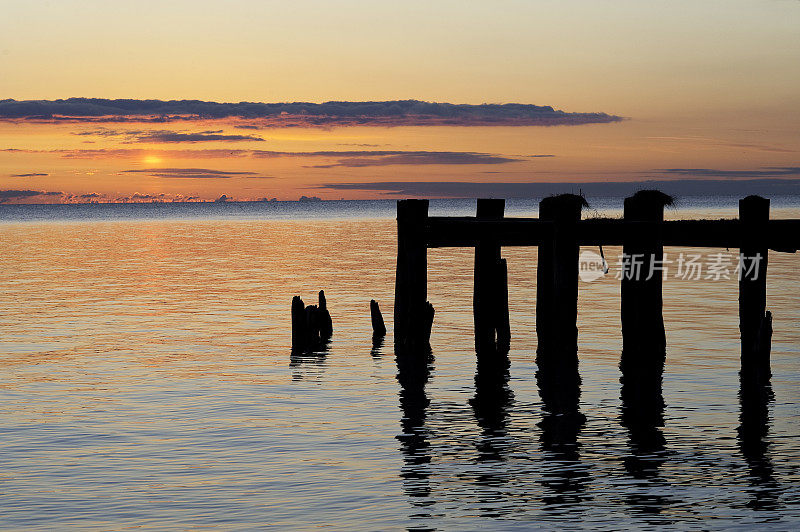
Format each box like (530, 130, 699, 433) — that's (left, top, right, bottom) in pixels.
(143, 155, 162, 165)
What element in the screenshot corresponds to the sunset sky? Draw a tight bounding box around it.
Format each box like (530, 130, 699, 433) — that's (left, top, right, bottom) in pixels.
(1, 0, 798, 202)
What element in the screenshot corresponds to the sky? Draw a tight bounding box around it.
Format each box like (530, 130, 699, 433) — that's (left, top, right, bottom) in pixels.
(1, 0, 798, 202)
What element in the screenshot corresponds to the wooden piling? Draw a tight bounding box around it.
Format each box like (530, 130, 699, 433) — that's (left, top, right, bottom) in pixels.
(291, 291, 332, 353)
(317, 290, 333, 339)
(370, 299, 387, 338)
(739, 195, 771, 382)
(291, 295, 308, 352)
(395, 199, 434, 350)
(496, 258, 511, 355)
(474, 198, 508, 355)
(536, 194, 585, 368)
(619, 191, 672, 417)
(620, 191, 672, 364)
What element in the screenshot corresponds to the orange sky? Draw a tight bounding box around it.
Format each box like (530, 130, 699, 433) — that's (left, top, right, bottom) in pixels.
(1, 0, 798, 202)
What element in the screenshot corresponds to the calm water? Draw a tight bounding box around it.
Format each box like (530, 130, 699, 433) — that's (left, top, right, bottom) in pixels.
(1, 199, 799, 530)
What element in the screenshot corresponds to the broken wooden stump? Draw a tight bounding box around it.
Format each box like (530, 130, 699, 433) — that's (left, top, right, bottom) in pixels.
(291, 290, 333, 353)
(317, 290, 333, 338)
(370, 299, 387, 338)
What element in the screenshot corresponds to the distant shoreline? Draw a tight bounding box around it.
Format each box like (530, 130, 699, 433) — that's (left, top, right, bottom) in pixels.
(2, 194, 800, 224)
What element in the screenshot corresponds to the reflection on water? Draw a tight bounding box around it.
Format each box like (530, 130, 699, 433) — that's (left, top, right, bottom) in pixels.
(1, 213, 799, 529)
(471, 352, 514, 465)
(739, 375, 779, 510)
(619, 347, 672, 518)
(536, 352, 590, 509)
(396, 346, 435, 508)
(371, 335, 385, 357)
(289, 348, 329, 382)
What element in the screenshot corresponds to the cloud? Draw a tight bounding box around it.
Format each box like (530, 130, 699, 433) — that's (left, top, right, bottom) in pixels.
(121, 167, 273, 179)
(719, 143, 795, 154)
(2, 147, 525, 166)
(0, 98, 623, 127)
(10, 172, 49, 177)
(303, 151, 522, 168)
(74, 127, 264, 143)
(647, 136, 796, 154)
(0, 189, 62, 202)
(133, 131, 264, 143)
(319, 179, 800, 198)
(659, 166, 800, 178)
(0, 148, 249, 159)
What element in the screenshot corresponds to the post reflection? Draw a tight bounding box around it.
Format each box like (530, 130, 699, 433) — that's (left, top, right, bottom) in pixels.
(395, 346, 435, 507)
(535, 354, 590, 506)
(371, 335, 385, 357)
(619, 358, 667, 479)
(619, 349, 671, 516)
(470, 350, 515, 487)
(289, 343, 329, 382)
(738, 374, 779, 510)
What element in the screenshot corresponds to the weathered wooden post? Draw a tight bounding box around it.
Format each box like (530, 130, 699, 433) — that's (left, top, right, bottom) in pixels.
(536, 194, 585, 369)
(370, 299, 387, 338)
(535, 195, 586, 447)
(395, 199, 434, 351)
(619, 191, 672, 427)
(473, 198, 509, 355)
(291, 295, 308, 352)
(620, 191, 672, 369)
(291, 291, 333, 353)
(739, 195, 771, 383)
(496, 258, 511, 355)
(317, 290, 333, 339)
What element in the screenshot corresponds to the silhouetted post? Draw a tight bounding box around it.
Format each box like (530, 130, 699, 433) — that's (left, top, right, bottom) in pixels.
(291, 291, 332, 353)
(291, 295, 308, 352)
(371, 299, 387, 338)
(395, 199, 434, 351)
(620, 191, 672, 368)
(474, 198, 508, 355)
(739, 195, 771, 383)
(496, 258, 511, 355)
(318, 290, 333, 339)
(536, 194, 585, 368)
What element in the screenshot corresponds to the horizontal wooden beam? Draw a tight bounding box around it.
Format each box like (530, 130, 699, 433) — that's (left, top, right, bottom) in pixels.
(425, 217, 800, 252)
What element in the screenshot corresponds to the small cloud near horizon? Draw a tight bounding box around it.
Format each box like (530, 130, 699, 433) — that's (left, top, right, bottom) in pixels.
(9, 172, 49, 177)
(121, 167, 273, 179)
(659, 166, 800, 178)
(0, 189, 63, 203)
(304, 151, 523, 168)
(75, 128, 264, 143)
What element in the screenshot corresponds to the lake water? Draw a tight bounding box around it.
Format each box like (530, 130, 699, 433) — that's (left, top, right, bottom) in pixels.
(1, 198, 799, 530)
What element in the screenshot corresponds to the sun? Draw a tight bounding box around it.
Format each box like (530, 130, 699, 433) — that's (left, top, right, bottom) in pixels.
(143, 155, 162, 165)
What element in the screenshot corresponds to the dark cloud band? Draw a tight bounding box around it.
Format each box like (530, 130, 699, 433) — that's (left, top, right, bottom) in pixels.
(0, 98, 623, 127)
